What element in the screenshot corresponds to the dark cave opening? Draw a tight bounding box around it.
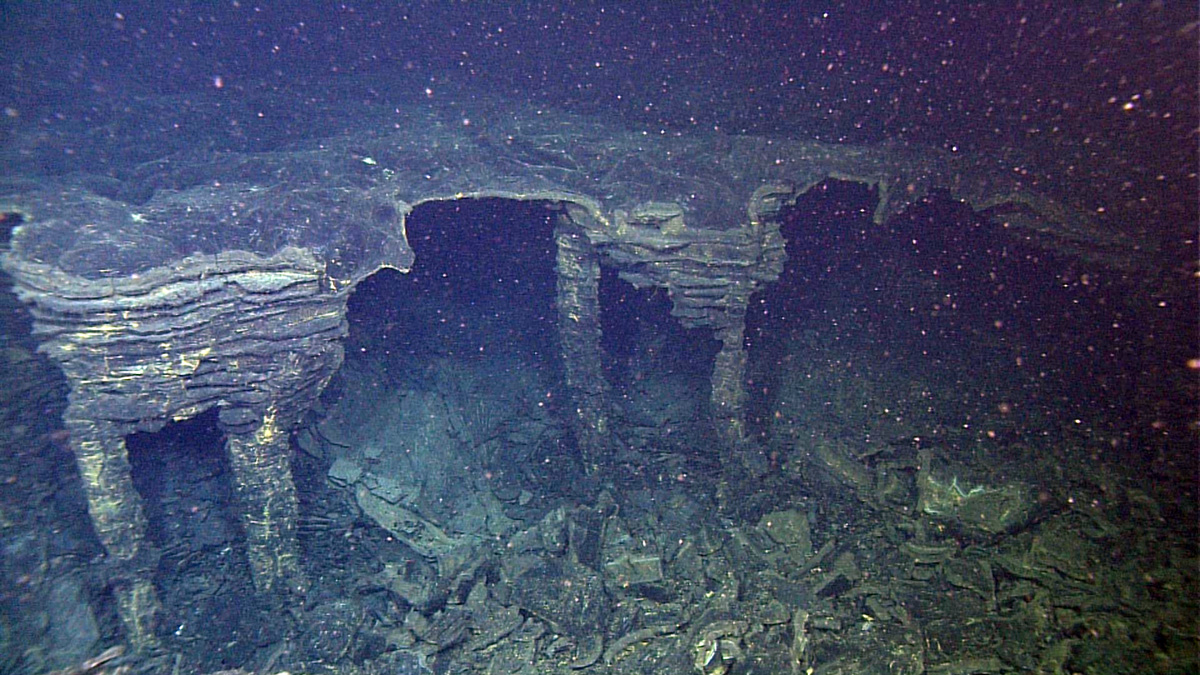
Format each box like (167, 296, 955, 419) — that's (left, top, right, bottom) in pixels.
(125, 408, 262, 665)
(744, 179, 1145, 451)
(598, 267, 721, 394)
(598, 265, 722, 456)
(744, 180, 881, 440)
(126, 408, 232, 550)
(346, 198, 561, 370)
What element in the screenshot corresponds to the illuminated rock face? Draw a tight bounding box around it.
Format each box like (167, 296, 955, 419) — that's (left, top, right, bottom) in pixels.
(0, 97, 1097, 648)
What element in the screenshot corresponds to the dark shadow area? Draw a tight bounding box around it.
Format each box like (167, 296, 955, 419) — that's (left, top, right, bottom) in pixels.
(599, 266, 722, 463)
(599, 268, 720, 392)
(127, 410, 230, 550)
(126, 409, 266, 670)
(335, 196, 587, 501)
(0, 211, 38, 348)
(746, 179, 1146, 459)
(744, 180, 881, 438)
(1, 210, 23, 247)
(347, 198, 561, 372)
